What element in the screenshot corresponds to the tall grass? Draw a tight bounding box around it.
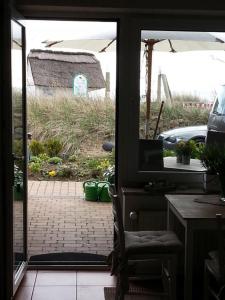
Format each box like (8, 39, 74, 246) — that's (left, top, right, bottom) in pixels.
(28, 94, 210, 155)
(28, 95, 115, 155)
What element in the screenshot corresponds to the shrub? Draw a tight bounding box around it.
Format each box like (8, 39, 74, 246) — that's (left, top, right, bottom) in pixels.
(38, 153, 50, 161)
(29, 162, 41, 173)
(29, 156, 42, 164)
(47, 156, 62, 164)
(44, 139, 63, 157)
(58, 164, 76, 178)
(68, 154, 77, 162)
(29, 140, 45, 156)
(200, 144, 225, 174)
(163, 149, 176, 157)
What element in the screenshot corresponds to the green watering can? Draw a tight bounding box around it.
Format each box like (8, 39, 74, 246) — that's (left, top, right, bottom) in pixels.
(97, 181, 111, 202)
(83, 180, 98, 201)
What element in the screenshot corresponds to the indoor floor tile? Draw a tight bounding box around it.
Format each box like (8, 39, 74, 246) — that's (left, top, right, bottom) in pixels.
(14, 286, 33, 300)
(32, 286, 76, 300)
(77, 286, 105, 300)
(77, 271, 115, 286)
(21, 271, 37, 287)
(35, 271, 76, 286)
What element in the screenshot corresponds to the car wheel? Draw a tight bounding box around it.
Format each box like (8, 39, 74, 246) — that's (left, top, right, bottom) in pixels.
(191, 137, 205, 147)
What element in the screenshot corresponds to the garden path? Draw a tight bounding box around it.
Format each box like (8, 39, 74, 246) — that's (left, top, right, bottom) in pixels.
(28, 180, 113, 259)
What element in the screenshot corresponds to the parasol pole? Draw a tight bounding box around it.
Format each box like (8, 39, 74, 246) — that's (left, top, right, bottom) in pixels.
(145, 39, 158, 139)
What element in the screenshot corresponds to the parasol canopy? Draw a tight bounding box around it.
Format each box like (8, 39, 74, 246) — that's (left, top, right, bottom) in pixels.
(42, 30, 225, 138)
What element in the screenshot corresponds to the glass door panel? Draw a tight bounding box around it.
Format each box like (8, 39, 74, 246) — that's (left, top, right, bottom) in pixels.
(11, 19, 27, 293)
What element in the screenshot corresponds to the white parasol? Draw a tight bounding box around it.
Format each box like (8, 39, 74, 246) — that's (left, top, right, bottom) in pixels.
(43, 30, 225, 138)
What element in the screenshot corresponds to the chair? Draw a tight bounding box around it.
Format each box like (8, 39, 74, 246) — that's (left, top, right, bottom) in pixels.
(108, 186, 182, 300)
(204, 214, 225, 300)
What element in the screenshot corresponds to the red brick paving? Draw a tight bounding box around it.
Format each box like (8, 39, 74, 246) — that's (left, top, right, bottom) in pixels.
(28, 181, 113, 259)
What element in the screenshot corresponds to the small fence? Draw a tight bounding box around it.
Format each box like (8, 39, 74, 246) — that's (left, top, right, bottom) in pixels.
(183, 102, 214, 109)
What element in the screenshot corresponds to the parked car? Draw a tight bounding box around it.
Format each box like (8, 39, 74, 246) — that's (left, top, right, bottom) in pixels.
(208, 85, 225, 133)
(157, 125, 207, 150)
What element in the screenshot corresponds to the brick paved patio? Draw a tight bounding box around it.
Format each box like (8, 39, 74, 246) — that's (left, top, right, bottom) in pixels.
(28, 181, 113, 259)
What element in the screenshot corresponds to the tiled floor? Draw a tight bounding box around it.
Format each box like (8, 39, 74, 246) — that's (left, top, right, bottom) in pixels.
(14, 270, 116, 300)
(26, 181, 113, 258)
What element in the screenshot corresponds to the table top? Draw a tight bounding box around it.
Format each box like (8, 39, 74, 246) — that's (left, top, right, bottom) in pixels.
(164, 157, 206, 172)
(166, 194, 225, 219)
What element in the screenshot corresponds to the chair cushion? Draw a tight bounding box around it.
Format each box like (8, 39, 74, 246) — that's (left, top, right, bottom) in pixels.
(125, 230, 182, 255)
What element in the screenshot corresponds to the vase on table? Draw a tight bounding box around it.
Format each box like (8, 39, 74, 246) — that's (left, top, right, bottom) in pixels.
(182, 155, 191, 165)
(176, 154, 182, 163)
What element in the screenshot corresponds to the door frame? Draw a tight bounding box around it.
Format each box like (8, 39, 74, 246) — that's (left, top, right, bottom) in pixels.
(12, 17, 28, 295)
(1, 2, 28, 298)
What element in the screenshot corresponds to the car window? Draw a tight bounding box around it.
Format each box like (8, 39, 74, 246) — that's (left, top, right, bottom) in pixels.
(213, 87, 225, 115)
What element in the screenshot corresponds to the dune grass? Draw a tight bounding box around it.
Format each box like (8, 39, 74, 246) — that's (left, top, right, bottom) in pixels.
(28, 94, 210, 156)
(28, 95, 115, 155)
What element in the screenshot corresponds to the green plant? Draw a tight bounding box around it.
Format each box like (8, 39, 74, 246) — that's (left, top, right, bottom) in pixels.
(29, 140, 45, 156)
(29, 162, 41, 173)
(58, 164, 76, 178)
(200, 144, 225, 175)
(163, 149, 176, 157)
(44, 139, 63, 157)
(103, 165, 115, 184)
(14, 164, 23, 187)
(29, 156, 42, 164)
(182, 140, 197, 156)
(97, 159, 111, 171)
(38, 153, 50, 161)
(175, 141, 186, 156)
(68, 154, 77, 162)
(47, 156, 62, 164)
(175, 140, 196, 156)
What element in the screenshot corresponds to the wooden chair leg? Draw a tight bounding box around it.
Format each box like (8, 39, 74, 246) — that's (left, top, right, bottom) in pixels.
(169, 255, 177, 300)
(115, 275, 125, 300)
(204, 262, 209, 300)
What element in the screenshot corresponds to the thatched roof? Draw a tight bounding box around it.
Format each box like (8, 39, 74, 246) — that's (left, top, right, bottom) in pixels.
(27, 49, 105, 90)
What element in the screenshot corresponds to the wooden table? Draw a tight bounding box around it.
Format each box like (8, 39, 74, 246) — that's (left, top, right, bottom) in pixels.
(166, 194, 225, 300)
(164, 157, 206, 172)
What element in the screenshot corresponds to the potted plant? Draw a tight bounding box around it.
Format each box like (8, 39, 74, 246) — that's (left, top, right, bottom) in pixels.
(175, 141, 185, 163)
(181, 140, 196, 164)
(200, 144, 225, 201)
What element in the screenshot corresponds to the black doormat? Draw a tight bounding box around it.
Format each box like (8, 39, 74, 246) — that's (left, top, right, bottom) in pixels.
(29, 252, 107, 265)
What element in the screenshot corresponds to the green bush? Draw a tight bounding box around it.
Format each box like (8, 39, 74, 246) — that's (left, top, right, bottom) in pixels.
(44, 139, 63, 157)
(29, 156, 42, 164)
(58, 164, 76, 178)
(163, 149, 176, 157)
(47, 156, 63, 164)
(68, 154, 77, 162)
(29, 162, 41, 173)
(38, 153, 50, 161)
(29, 140, 45, 156)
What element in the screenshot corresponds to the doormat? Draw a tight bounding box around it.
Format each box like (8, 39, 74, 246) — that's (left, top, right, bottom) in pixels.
(104, 287, 166, 300)
(29, 252, 107, 265)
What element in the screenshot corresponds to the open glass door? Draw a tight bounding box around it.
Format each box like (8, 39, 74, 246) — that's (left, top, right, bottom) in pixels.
(11, 18, 27, 294)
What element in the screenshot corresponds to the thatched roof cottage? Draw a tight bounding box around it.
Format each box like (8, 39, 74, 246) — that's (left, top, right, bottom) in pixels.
(27, 49, 105, 96)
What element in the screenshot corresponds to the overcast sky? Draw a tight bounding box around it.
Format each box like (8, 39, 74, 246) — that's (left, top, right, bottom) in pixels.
(18, 20, 225, 100)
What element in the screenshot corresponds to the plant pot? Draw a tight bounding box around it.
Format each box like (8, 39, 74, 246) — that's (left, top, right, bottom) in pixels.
(176, 154, 182, 163)
(182, 155, 191, 165)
